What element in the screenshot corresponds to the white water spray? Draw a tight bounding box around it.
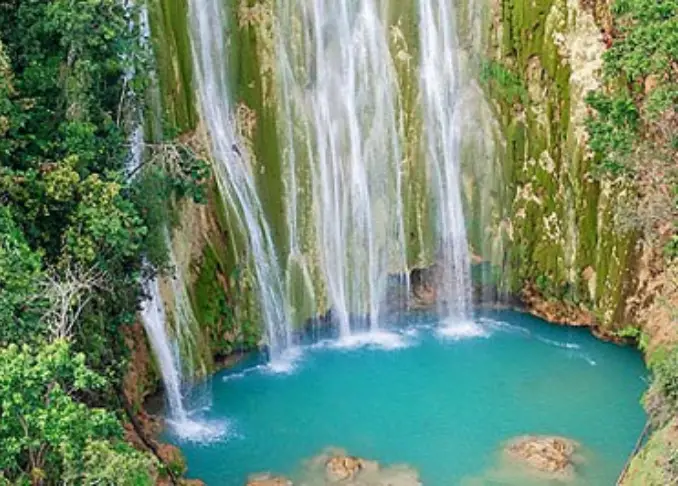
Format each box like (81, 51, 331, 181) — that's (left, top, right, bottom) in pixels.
(141, 277, 188, 422)
(141, 275, 227, 441)
(189, 0, 294, 361)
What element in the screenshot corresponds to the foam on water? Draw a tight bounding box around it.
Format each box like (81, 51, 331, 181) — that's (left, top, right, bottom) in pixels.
(402, 327, 422, 338)
(222, 370, 250, 382)
(437, 318, 491, 341)
(265, 347, 304, 375)
(536, 336, 581, 350)
(479, 317, 531, 336)
(477, 316, 595, 365)
(325, 330, 412, 351)
(167, 416, 230, 444)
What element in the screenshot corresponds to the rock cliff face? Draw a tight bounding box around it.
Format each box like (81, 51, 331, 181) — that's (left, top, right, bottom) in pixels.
(137, 0, 678, 365)
(484, 0, 641, 329)
(146, 0, 657, 331)
(134, 0, 673, 372)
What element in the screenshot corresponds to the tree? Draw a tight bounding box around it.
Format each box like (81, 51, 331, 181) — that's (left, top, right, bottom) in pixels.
(0, 207, 45, 346)
(66, 440, 155, 486)
(40, 263, 106, 341)
(0, 340, 152, 484)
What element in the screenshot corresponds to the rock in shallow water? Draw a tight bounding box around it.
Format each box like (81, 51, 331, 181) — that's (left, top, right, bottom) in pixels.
(246, 473, 293, 486)
(504, 435, 580, 478)
(247, 448, 421, 485)
(325, 455, 367, 481)
(307, 448, 421, 485)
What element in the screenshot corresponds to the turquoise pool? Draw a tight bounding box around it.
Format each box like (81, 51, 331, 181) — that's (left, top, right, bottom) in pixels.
(165, 310, 647, 485)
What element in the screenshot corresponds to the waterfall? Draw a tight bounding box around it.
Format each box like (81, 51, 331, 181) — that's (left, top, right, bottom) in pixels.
(128, 1, 222, 437)
(121, 0, 144, 176)
(141, 274, 226, 441)
(165, 230, 210, 380)
(188, 0, 294, 361)
(418, 0, 473, 323)
(276, 0, 408, 335)
(126, 0, 190, 422)
(141, 277, 188, 422)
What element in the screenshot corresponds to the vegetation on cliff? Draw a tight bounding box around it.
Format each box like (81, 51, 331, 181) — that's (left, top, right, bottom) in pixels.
(586, 0, 677, 249)
(0, 0, 203, 483)
(582, 0, 677, 483)
(484, 0, 676, 481)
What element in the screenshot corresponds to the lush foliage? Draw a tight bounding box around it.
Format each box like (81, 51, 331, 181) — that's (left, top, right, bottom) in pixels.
(0, 341, 154, 484)
(480, 60, 528, 106)
(648, 346, 678, 417)
(0, 207, 45, 345)
(585, 0, 677, 254)
(0, 0, 207, 483)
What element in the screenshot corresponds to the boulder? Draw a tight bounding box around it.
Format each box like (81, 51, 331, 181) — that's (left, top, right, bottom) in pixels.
(248, 448, 421, 485)
(325, 454, 366, 481)
(504, 435, 579, 477)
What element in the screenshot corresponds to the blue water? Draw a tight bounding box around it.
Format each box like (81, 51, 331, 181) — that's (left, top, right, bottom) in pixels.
(165, 310, 647, 485)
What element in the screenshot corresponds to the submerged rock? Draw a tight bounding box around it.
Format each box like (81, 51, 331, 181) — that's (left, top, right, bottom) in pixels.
(504, 435, 580, 479)
(246, 473, 293, 486)
(301, 448, 421, 485)
(325, 455, 366, 481)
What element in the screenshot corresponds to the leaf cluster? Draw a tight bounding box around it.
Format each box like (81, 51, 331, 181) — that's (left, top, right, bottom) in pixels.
(0, 341, 153, 484)
(585, 0, 678, 256)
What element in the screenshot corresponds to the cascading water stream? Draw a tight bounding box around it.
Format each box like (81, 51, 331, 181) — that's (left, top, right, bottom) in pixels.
(276, 0, 408, 336)
(418, 0, 474, 326)
(166, 230, 207, 381)
(141, 277, 188, 423)
(188, 0, 294, 362)
(141, 273, 225, 441)
(129, 2, 222, 438)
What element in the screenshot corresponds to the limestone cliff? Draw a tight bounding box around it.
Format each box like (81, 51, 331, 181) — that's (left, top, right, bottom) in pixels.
(484, 0, 642, 329)
(140, 0, 665, 359)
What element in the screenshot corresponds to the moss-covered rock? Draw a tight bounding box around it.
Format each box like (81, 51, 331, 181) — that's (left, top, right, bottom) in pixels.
(484, 0, 639, 329)
(622, 420, 677, 486)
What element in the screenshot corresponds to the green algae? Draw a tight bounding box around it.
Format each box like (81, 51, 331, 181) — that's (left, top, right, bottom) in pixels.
(148, 0, 197, 132)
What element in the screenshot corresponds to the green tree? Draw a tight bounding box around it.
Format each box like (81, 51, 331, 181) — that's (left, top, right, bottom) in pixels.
(0, 207, 46, 345)
(66, 440, 155, 486)
(0, 340, 151, 484)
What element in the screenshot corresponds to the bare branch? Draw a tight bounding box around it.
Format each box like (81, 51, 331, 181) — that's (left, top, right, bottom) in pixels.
(40, 263, 108, 341)
(125, 130, 210, 182)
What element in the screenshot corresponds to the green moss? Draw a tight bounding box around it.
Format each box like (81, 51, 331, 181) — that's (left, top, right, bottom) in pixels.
(484, 0, 638, 323)
(227, 2, 288, 264)
(623, 421, 676, 485)
(190, 244, 261, 357)
(148, 0, 197, 132)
